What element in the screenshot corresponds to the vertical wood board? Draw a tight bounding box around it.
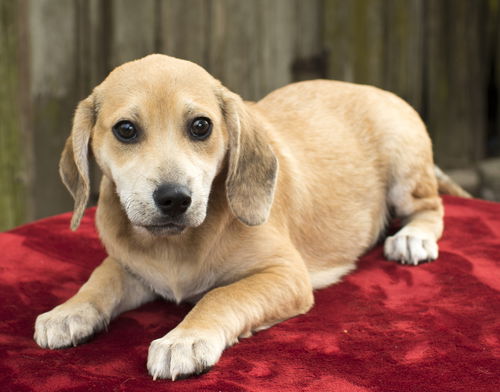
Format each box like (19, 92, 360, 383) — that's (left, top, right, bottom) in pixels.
(0, 0, 28, 230)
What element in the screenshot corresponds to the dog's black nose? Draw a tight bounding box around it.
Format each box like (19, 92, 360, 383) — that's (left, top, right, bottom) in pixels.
(153, 183, 192, 217)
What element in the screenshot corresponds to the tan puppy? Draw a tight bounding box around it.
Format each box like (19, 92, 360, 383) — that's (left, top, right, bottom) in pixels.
(34, 54, 455, 380)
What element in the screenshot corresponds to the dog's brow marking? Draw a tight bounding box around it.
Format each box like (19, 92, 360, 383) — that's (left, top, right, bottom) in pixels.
(183, 100, 214, 120)
(113, 105, 143, 127)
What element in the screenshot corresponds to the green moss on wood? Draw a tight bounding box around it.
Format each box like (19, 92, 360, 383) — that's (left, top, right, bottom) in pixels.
(0, 1, 27, 231)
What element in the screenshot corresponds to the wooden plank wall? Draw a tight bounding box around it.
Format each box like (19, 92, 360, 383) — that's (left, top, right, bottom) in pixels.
(0, 0, 499, 230)
(323, 0, 491, 169)
(0, 1, 30, 229)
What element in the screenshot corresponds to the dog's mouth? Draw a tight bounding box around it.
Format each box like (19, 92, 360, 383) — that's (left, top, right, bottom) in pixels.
(140, 222, 186, 236)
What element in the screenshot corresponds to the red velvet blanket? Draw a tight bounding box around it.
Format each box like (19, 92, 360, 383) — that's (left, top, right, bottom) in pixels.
(1, 196, 499, 391)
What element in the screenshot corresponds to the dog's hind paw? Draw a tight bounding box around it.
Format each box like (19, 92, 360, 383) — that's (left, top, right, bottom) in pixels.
(384, 227, 438, 266)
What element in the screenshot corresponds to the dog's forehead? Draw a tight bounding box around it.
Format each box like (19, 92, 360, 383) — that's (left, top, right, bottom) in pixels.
(96, 55, 218, 109)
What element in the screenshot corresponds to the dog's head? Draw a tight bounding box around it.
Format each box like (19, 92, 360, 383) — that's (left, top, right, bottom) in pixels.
(60, 54, 277, 235)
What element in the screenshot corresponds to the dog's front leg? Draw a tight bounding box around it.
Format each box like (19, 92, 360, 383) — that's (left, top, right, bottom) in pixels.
(147, 260, 313, 380)
(34, 256, 155, 349)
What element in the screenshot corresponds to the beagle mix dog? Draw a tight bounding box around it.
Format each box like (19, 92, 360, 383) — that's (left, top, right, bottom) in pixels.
(34, 54, 466, 380)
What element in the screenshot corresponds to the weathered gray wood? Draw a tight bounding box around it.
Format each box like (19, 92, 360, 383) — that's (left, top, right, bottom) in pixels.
(255, 0, 295, 97)
(1, 0, 498, 231)
(424, 0, 488, 168)
(324, 0, 385, 86)
(208, 0, 303, 100)
(109, 0, 157, 67)
(324, 0, 423, 110)
(292, 0, 325, 81)
(0, 0, 30, 230)
(383, 0, 424, 112)
(29, 0, 79, 220)
(75, 0, 108, 95)
(159, 0, 211, 67)
(208, 0, 263, 100)
(75, 0, 108, 205)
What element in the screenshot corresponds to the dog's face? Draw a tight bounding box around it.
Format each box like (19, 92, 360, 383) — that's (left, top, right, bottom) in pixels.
(89, 56, 228, 235)
(60, 55, 278, 234)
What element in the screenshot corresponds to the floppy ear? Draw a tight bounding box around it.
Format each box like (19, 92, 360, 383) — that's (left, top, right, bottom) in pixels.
(59, 96, 95, 231)
(220, 89, 278, 226)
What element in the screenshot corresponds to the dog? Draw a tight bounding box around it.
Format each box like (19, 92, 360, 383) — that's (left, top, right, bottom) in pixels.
(34, 54, 468, 380)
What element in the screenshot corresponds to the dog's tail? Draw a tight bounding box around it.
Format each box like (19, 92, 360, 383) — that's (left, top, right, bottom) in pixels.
(434, 165, 472, 198)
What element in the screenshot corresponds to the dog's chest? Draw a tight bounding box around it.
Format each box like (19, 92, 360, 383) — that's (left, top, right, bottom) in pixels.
(123, 250, 219, 304)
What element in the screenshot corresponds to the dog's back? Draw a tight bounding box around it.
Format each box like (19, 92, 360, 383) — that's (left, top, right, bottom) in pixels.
(256, 80, 436, 286)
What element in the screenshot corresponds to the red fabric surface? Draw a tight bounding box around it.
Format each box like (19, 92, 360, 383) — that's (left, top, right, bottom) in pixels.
(0, 195, 499, 391)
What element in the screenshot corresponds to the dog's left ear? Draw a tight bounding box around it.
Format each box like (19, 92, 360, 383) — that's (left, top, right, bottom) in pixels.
(59, 96, 95, 231)
(219, 87, 278, 226)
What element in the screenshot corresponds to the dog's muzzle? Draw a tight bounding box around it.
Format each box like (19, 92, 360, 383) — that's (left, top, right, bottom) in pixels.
(137, 183, 192, 235)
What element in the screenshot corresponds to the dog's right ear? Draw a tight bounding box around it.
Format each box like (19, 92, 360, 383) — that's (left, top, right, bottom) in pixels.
(59, 96, 95, 231)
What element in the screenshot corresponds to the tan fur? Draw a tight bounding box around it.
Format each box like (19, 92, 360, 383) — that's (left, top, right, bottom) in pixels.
(35, 54, 450, 380)
(434, 165, 472, 198)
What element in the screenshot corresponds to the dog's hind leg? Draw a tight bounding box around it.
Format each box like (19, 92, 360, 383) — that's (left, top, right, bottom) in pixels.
(384, 164, 444, 266)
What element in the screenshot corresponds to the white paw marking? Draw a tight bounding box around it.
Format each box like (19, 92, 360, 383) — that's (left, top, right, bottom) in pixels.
(384, 227, 438, 266)
(147, 328, 226, 380)
(34, 303, 108, 349)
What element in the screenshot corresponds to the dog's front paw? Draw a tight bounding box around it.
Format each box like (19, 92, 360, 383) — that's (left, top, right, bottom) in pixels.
(147, 327, 226, 380)
(34, 302, 108, 349)
(384, 227, 438, 266)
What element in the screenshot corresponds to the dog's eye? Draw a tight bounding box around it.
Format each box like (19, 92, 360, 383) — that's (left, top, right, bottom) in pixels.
(189, 117, 212, 140)
(112, 121, 138, 143)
